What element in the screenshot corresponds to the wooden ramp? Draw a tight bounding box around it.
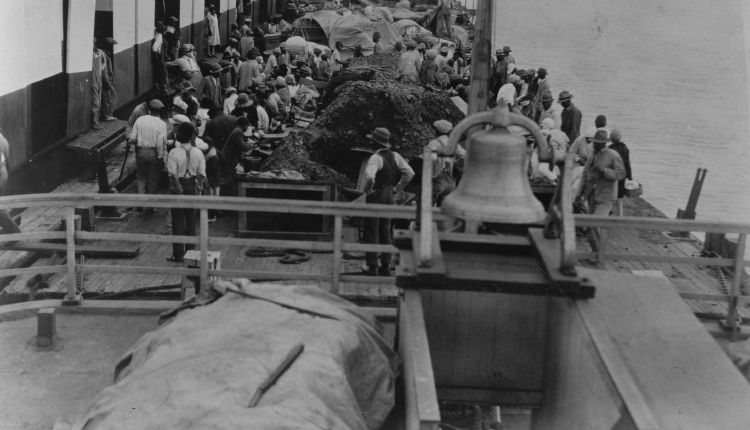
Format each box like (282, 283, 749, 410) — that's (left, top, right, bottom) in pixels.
(537, 268, 750, 429)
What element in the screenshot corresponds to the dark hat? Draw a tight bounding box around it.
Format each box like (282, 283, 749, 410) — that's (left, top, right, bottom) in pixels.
(592, 130, 609, 144)
(167, 16, 178, 24)
(148, 99, 164, 110)
(439, 46, 449, 54)
(104, 36, 117, 45)
(495, 48, 505, 55)
(503, 45, 512, 53)
(557, 90, 572, 101)
(366, 127, 391, 146)
(541, 92, 554, 102)
(236, 93, 251, 107)
(208, 62, 223, 74)
(175, 122, 197, 142)
(537, 67, 548, 74)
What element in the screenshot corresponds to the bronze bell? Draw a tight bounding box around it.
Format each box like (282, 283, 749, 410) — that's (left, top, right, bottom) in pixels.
(441, 105, 554, 228)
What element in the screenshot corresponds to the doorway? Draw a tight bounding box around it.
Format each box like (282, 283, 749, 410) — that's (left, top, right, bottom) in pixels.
(155, 0, 181, 24)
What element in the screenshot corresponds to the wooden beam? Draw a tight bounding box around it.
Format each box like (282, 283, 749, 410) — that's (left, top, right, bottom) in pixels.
(331, 215, 343, 294)
(399, 290, 441, 430)
(0, 241, 140, 258)
(466, 0, 493, 114)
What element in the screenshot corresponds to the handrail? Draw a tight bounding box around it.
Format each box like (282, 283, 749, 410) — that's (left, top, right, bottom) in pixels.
(575, 214, 750, 336)
(1, 194, 749, 329)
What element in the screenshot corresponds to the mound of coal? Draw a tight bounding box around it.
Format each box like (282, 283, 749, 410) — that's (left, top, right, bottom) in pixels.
(260, 131, 353, 188)
(263, 52, 465, 190)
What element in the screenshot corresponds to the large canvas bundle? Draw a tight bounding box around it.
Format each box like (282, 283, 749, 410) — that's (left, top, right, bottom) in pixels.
(68, 280, 398, 430)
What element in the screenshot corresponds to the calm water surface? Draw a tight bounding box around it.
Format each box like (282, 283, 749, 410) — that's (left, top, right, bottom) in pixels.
(491, 0, 750, 224)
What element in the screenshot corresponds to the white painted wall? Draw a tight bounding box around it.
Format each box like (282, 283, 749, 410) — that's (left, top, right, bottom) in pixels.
(136, 0, 156, 45)
(220, 0, 230, 13)
(192, 0, 206, 25)
(0, 1, 66, 95)
(180, 0, 193, 27)
(67, 0, 97, 75)
(113, 0, 136, 54)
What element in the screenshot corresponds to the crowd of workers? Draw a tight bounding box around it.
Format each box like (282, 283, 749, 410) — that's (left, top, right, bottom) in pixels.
(88, 1, 635, 273)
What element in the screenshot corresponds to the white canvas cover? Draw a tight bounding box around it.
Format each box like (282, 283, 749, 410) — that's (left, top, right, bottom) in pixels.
(67, 280, 399, 430)
(308, 10, 402, 53)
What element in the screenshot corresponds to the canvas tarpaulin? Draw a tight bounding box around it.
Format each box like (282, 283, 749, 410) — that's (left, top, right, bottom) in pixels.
(308, 11, 401, 53)
(67, 280, 399, 430)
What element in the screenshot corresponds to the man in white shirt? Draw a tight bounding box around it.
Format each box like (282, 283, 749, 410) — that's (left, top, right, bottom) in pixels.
(128, 99, 167, 208)
(426, 120, 464, 206)
(165, 122, 206, 262)
(362, 127, 415, 275)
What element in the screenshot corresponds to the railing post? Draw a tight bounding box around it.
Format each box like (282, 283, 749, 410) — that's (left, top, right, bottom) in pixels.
(728, 233, 746, 340)
(331, 215, 342, 294)
(63, 206, 80, 304)
(199, 208, 208, 289)
(419, 146, 434, 267)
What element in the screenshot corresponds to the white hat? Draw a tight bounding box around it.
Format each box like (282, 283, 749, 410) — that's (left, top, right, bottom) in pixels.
(243, 126, 255, 137)
(541, 118, 554, 130)
(169, 114, 191, 125)
(195, 137, 209, 151)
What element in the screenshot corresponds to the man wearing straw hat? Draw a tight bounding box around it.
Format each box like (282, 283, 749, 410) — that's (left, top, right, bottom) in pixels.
(580, 130, 625, 252)
(361, 127, 414, 276)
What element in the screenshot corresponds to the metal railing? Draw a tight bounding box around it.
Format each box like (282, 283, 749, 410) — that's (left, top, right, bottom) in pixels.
(1, 193, 749, 335)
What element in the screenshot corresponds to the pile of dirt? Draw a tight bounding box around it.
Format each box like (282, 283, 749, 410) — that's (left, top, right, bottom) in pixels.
(260, 131, 353, 188)
(264, 52, 465, 189)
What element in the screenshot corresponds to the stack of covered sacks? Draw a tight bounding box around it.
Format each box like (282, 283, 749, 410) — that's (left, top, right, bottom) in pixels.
(65, 280, 399, 430)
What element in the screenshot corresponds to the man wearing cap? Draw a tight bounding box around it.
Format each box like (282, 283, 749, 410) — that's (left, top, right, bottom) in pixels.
(427, 120, 464, 206)
(608, 129, 633, 215)
(219, 116, 256, 189)
(330, 41, 347, 72)
(558, 90, 582, 143)
(362, 127, 415, 275)
(530, 67, 550, 118)
(128, 99, 167, 206)
(223, 87, 239, 115)
(398, 41, 422, 85)
(169, 45, 203, 95)
(420, 50, 440, 89)
(503, 46, 515, 64)
(264, 48, 282, 77)
(224, 38, 241, 59)
(496, 74, 520, 110)
(436, 0, 453, 39)
(164, 16, 181, 61)
(200, 63, 223, 109)
(435, 45, 450, 72)
(317, 52, 332, 80)
(100, 37, 118, 122)
(568, 128, 595, 198)
(534, 92, 561, 129)
(91, 38, 107, 130)
(239, 28, 255, 59)
(276, 76, 292, 108)
(491, 49, 509, 95)
(166, 122, 206, 262)
(580, 130, 625, 250)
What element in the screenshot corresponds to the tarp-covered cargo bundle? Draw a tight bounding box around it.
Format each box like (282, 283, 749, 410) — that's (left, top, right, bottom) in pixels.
(308, 10, 402, 54)
(66, 281, 399, 430)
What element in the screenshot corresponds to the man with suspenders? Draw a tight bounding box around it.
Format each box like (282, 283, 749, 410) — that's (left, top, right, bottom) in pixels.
(165, 122, 206, 263)
(362, 128, 415, 276)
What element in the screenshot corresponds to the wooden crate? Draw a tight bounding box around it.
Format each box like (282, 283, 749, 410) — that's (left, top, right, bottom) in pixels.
(235, 178, 335, 240)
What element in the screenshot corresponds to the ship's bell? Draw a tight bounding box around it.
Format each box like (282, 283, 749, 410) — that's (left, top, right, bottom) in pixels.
(441, 105, 554, 228)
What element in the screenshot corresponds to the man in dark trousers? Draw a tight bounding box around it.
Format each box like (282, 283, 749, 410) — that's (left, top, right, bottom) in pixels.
(558, 90, 582, 143)
(361, 127, 415, 276)
(165, 122, 206, 262)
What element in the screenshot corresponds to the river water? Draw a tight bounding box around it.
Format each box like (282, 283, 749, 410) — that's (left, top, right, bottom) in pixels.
(480, 0, 750, 227)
